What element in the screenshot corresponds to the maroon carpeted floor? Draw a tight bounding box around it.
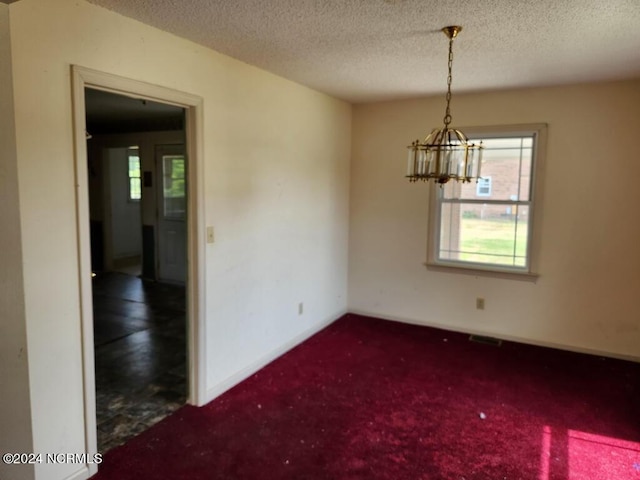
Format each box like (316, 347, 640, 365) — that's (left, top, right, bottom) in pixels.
(91, 314, 640, 479)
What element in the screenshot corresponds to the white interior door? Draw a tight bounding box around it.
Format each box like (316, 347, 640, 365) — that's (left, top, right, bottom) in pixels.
(156, 144, 187, 284)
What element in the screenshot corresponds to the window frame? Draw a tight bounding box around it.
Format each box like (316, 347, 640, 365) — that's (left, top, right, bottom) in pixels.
(426, 124, 547, 279)
(127, 146, 141, 202)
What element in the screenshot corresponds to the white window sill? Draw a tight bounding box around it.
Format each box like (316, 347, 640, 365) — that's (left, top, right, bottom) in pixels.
(424, 261, 539, 282)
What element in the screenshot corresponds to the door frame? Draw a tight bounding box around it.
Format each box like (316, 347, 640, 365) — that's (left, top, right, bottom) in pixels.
(71, 65, 207, 476)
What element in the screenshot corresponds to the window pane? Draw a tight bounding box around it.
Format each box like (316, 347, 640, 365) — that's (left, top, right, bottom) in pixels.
(129, 178, 141, 200)
(479, 137, 529, 150)
(128, 155, 140, 177)
(163, 155, 186, 219)
(439, 202, 530, 268)
(127, 151, 141, 201)
(443, 136, 533, 201)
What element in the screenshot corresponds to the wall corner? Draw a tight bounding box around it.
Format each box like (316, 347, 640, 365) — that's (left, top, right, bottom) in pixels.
(0, 5, 36, 480)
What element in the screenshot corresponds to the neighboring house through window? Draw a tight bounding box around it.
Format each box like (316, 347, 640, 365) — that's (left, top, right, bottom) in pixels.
(476, 176, 492, 197)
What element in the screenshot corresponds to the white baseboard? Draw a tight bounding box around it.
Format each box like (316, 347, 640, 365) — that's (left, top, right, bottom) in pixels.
(203, 309, 346, 404)
(348, 308, 640, 363)
(61, 465, 89, 480)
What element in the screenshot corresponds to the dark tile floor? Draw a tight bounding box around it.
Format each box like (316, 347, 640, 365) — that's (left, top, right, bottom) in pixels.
(92, 272, 187, 453)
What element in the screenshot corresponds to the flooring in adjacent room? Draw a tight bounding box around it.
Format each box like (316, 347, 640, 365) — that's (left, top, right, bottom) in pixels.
(92, 272, 187, 453)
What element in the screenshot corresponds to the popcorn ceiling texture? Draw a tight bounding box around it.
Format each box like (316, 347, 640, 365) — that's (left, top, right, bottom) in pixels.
(86, 0, 640, 102)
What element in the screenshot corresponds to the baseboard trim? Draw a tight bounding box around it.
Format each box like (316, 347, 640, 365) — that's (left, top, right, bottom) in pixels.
(112, 254, 141, 268)
(203, 307, 639, 407)
(62, 465, 90, 480)
(203, 309, 346, 404)
(348, 309, 640, 363)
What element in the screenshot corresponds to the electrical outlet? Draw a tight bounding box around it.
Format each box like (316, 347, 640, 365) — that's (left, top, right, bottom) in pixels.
(476, 297, 485, 310)
(206, 226, 214, 244)
(298, 302, 304, 315)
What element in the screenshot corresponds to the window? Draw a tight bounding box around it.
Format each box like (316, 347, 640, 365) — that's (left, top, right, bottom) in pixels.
(127, 147, 141, 201)
(162, 154, 186, 219)
(428, 125, 546, 275)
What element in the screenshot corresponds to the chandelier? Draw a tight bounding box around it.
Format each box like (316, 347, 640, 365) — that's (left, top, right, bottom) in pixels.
(406, 26, 483, 184)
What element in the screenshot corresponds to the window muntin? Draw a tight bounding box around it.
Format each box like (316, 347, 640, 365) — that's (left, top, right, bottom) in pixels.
(429, 127, 544, 274)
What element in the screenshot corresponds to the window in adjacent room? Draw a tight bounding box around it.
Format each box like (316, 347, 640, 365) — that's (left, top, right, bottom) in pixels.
(162, 154, 186, 219)
(127, 146, 141, 201)
(427, 124, 546, 275)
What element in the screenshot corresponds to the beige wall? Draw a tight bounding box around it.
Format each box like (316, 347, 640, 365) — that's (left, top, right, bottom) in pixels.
(0, 6, 34, 480)
(349, 79, 640, 360)
(8, 1, 350, 479)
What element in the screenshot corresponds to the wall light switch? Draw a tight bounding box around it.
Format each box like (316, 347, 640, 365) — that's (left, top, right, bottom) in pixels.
(206, 226, 215, 244)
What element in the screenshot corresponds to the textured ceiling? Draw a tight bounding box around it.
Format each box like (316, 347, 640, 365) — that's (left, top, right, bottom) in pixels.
(86, 0, 640, 103)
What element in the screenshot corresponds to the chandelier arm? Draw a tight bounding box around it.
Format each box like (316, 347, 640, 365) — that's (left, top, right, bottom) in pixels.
(451, 128, 469, 142)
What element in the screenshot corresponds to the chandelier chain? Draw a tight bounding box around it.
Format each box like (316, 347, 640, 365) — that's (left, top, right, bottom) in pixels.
(443, 36, 454, 127)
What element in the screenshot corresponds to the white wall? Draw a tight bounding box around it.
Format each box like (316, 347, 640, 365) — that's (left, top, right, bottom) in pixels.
(349, 79, 640, 360)
(0, 6, 34, 480)
(7, 1, 351, 479)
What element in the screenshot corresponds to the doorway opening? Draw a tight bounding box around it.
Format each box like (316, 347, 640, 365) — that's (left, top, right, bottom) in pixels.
(85, 88, 188, 452)
(72, 66, 206, 474)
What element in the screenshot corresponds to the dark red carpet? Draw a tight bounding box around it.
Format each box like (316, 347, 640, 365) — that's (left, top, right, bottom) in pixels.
(91, 314, 640, 479)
